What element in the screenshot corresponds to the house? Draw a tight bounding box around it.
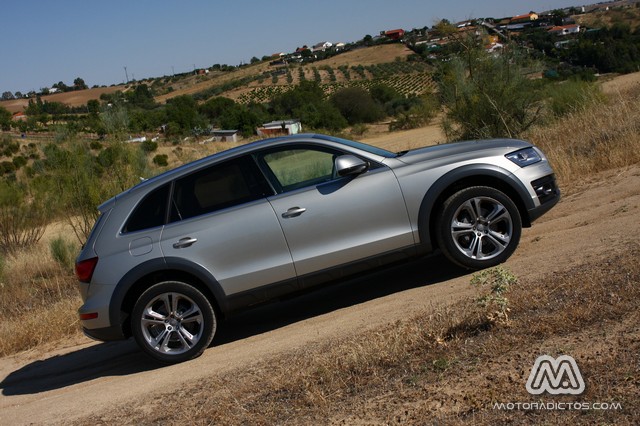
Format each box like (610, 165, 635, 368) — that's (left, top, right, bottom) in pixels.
(383, 29, 405, 41)
(11, 112, 27, 122)
(549, 24, 581, 36)
(210, 129, 239, 142)
(510, 13, 539, 24)
(312, 41, 333, 52)
(257, 119, 302, 137)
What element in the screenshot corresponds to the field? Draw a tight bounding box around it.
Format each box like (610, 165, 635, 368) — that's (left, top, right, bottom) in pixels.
(0, 72, 639, 424)
(0, 86, 124, 114)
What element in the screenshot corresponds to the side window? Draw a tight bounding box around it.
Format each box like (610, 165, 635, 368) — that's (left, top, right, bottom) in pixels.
(171, 156, 269, 222)
(123, 184, 170, 233)
(261, 148, 338, 192)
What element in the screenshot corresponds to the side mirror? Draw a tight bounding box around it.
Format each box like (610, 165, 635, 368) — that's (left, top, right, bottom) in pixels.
(335, 155, 369, 177)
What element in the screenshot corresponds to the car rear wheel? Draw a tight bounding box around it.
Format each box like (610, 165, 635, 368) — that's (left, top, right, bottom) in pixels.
(436, 186, 522, 269)
(132, 281, 216, 363)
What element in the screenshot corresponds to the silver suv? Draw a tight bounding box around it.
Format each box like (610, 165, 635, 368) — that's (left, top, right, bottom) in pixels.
(76, 134, 559, 363)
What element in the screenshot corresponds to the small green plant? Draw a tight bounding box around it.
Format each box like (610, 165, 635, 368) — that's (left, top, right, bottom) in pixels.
(470, 266, 518, 324)
(50, 237, 78, 271)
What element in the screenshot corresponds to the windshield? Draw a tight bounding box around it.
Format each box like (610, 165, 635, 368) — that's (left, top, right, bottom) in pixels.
(311, 134, 396, 158)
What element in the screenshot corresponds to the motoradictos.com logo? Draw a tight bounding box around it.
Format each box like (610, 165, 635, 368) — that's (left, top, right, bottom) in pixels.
(526, 354, 585, 395)
(493, 355, 623, 412)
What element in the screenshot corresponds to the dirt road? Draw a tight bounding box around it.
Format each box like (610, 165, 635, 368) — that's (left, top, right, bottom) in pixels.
(1, 163, 639, 425)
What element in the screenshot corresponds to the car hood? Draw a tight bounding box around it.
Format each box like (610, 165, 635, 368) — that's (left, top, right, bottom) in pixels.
(394, 139, 532, 165)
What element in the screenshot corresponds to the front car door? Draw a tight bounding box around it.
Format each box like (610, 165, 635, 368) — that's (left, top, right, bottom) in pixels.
(257, 144, 414, 281)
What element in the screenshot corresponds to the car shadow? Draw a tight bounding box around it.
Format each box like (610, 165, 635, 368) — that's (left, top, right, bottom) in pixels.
(1, 253, 465, 396)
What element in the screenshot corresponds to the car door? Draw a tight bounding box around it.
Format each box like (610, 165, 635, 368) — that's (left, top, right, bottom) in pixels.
(258, 144, 414, 279)
(159, 155, 296, 298)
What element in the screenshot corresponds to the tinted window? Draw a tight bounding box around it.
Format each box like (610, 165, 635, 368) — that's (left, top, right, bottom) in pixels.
(123, 184, 170, 233)
(171, 156, 269, 221)
(261, 148, 339, 192)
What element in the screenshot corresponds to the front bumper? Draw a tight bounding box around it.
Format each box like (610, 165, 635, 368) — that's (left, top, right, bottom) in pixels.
(527, 174, 561, 223)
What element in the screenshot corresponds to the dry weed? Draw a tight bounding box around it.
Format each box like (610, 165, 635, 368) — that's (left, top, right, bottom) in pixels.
(527, 85, 640, 193)
(0, 242, 80, 356)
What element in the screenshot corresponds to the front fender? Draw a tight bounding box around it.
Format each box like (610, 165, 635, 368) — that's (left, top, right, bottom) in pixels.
(417, 164, 534, 250)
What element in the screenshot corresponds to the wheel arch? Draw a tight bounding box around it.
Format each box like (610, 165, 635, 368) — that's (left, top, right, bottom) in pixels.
(110, 258, 228, 338)
(418, 164, 534, 251)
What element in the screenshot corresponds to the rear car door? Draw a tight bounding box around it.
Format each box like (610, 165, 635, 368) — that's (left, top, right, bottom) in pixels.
(257, 144, 414, 279)
(159, 155, 296, 297)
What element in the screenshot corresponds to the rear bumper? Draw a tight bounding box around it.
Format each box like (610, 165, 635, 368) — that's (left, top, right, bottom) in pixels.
(82, 325, 126, 342)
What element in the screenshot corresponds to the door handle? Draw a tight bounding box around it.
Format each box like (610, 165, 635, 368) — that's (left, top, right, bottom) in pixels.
(173, 237, 198, 249)
(281, 207, 306, 218)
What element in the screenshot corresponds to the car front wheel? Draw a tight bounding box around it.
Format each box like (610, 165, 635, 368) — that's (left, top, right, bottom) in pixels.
(131, 281, 217, 363)
(436, 186, 522, 269)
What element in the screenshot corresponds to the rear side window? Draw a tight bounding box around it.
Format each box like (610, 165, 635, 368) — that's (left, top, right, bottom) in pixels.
(123, 184, 170, 233)
(171, 156, 270, 221)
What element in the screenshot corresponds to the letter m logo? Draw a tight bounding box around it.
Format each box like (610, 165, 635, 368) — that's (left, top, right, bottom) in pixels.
(526, 355, 585, 395)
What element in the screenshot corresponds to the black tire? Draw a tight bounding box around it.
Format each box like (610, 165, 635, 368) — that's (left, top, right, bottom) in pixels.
(131, 281, 216, 364)
(435, 186, 522, 269)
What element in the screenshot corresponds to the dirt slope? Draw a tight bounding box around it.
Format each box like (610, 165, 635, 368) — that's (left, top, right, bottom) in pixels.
(0, 158, 638, 424)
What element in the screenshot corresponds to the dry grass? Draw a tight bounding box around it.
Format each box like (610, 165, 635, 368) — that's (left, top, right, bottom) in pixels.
(78, 243, 640, 425)
(526, 84, 640, 193)
(0, 240, 80, 357)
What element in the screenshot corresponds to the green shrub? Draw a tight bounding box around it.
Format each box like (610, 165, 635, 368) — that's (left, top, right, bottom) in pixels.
(12, 156, 27, 169)
(470, 266, 518, 324)
(140, 140, 158, 153)
(153, 154, 169, 166)
(438, 49, 545, 140)
(50, 237, 78, 271)
(0, 161, 16, 175)
(547, 80, 605, 118)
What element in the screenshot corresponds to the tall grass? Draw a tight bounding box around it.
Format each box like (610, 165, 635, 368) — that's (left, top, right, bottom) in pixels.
(527, 84, 640, 191)
(0, 241, 79, 356)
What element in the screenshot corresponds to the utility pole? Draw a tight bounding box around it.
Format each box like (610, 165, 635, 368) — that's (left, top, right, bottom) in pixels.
(124, 66, 129, 83)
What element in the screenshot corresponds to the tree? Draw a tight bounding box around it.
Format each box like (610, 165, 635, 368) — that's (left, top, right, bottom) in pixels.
(438, 48, 545, 140)
(330, 87, 384, 124)
(2, 91, 15, 100)
(250, 56, 260, 64)
(0, 107, 11, 131)
(73, 77, 88, 90)
(165, 95, 206, 135)
(52, 81, 69, 92)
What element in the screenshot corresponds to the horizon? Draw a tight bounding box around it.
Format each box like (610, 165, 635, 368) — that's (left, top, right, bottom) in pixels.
(2, 0, 587, 94)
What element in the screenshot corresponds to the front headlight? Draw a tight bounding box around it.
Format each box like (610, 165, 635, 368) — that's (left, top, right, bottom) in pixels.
(505, 148, 542, 167)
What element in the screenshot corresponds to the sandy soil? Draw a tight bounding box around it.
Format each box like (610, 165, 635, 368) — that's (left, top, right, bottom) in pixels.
(0, 155, 638, 424)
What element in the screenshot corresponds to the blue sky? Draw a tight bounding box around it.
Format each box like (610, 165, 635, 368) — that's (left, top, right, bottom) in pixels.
(2, 0, 584, 94)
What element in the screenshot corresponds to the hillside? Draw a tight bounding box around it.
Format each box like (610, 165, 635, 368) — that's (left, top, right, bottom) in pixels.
(0, 86, 124, 114)
(1, 44, 422, 115)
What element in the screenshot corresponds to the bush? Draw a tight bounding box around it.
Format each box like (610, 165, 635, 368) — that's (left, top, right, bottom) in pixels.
(330, 87, 384, 124)
(12, 156, 27, 169)
(153, 154, 169, 166)
(438, 49, 545, 140)
(547, 80, 604, 118)
(0, 161, 16, 175)
(140, 140, 158, 153)
(50, 237, 78, 271)
(0, 203, 47, 254)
